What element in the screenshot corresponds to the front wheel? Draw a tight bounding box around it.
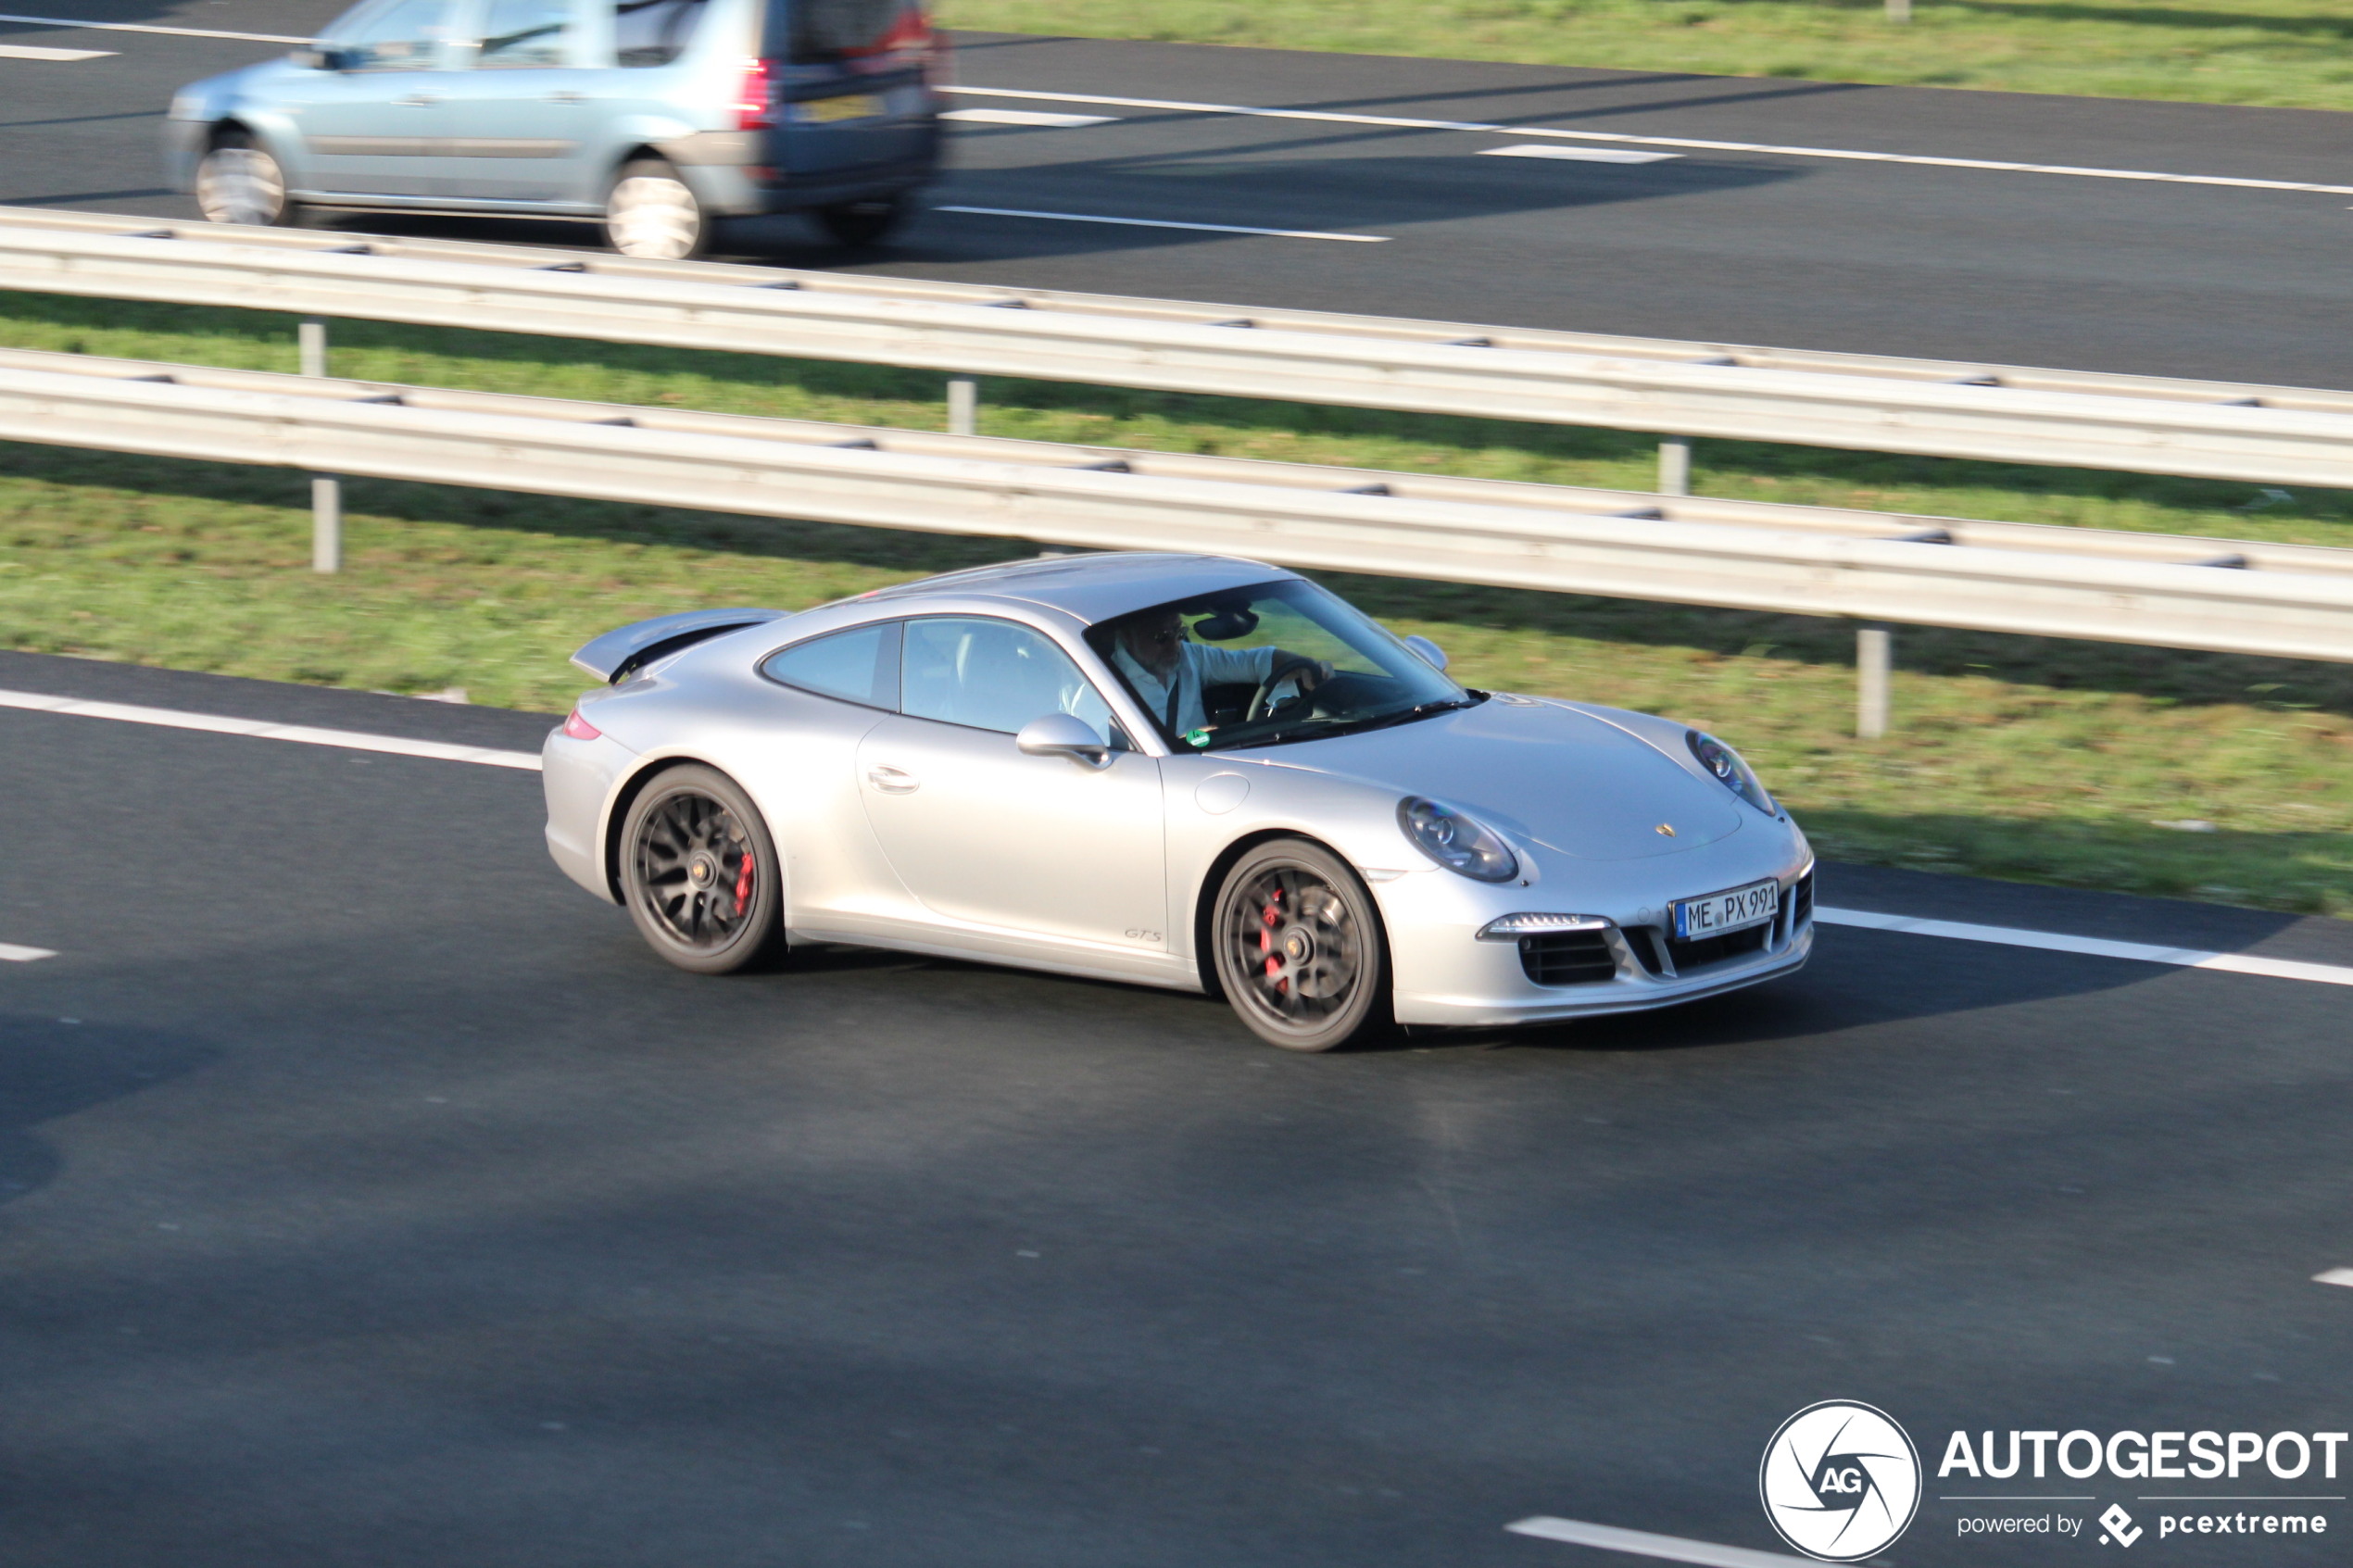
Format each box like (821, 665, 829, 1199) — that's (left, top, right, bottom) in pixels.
(195, 133, 295, 227)
(605, 159, 710, 259)
(1211, 839, 1390, 1051)
(619, 764, 785, 974)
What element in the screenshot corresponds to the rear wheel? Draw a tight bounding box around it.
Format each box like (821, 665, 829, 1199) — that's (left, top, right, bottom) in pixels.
(1211, 839, 1389, 1052)
(195, 132, 295, 227)
(605, 158, 709, 259)
(815, 194, 908, 248)
(619, 765, 784, 974)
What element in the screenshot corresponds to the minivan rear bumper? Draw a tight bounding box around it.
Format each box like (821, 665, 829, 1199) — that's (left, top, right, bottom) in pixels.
(688, 156, 937, 218)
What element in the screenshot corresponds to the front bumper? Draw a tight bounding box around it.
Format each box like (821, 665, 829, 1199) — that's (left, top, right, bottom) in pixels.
(161, 119, 208, 191)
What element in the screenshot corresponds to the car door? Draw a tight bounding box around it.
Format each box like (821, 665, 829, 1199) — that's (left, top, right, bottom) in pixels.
(280, 0, 467, 198)
(853, 616, 1168, 954)
(436, 0, 599, 203)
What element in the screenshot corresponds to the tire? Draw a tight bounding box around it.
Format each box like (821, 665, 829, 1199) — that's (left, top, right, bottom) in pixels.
(195, 132, 296, 227)
(618, 764, 785, 974)
(605, 158, 709, 259)
(815, 194, 907, 248)
(1210, 839, 1390, 1052)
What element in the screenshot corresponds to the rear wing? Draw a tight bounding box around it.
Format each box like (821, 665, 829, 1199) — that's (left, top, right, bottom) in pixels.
(569, 608, 789, 684)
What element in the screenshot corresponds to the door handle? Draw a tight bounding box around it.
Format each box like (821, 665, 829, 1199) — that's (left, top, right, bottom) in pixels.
(865, 765, 919, 794)
(545, 89, 584, 103)
(394, 93, 439, 106)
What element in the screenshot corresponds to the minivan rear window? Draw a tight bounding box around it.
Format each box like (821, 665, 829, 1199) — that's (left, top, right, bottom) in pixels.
(613, 0, 706, 66)
(774, 0, 922, 62)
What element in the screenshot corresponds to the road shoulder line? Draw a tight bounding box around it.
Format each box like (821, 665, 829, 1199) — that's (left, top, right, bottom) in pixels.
(1816, 906, 2353, 986)
(1505, 1516, 1809, 1567)
(0, 686, 543, 771)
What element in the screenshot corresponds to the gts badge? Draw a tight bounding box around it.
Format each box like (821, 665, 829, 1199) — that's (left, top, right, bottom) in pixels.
(1125, 929, 1164, 944)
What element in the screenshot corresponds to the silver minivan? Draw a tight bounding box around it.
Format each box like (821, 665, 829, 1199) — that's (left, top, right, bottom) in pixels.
(163, 0, 943, 257)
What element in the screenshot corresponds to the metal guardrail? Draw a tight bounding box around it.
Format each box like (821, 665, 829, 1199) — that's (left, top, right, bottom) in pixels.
(4, 207, 2353, 488)
(3, 346, 2348, 668)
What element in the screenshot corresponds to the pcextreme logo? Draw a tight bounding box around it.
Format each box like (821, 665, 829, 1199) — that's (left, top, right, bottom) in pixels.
(1759, 1401, 1923, 1562)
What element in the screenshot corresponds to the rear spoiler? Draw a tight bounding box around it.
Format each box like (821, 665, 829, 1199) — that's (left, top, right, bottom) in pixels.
(569, 608, 789, 684)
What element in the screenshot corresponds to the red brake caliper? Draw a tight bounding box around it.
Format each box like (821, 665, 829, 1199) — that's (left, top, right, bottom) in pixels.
(1261, 891, 1285, 989)
(732, 849, 755, 918)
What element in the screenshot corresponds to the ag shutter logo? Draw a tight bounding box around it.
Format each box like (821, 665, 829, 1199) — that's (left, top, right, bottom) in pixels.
(1760, 1401, 1923, 1562)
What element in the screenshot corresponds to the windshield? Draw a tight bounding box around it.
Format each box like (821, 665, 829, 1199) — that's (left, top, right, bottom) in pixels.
(1086, 578, 1475, 753)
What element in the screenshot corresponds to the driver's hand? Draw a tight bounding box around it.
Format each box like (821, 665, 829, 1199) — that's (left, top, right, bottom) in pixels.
(1298, 659, 1334, 690)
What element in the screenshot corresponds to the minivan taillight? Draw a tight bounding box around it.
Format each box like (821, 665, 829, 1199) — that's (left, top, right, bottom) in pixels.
(735, 56, 777, 130)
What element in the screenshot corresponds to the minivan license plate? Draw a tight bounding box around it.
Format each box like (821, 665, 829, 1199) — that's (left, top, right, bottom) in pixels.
(799, 93, 883, 123)
(1671, 878, 1780, 940)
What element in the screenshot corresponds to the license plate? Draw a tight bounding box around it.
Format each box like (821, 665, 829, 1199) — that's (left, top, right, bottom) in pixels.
(1671, 878, 1780, 940)
(797, 93, 884, 123)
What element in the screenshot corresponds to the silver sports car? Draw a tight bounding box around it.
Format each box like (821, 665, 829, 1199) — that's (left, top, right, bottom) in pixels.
(543, 552, 1814, 1050)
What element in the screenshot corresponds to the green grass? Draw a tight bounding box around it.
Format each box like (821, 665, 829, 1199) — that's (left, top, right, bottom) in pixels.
(1, 292, 2348, 916)
(942, 0, 2353, 111)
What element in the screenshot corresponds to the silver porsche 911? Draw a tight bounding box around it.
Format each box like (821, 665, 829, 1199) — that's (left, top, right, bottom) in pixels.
(543, 552, 1813, 1050)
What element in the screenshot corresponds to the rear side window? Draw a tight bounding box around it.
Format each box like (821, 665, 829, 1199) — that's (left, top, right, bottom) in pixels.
(900, 617, 1118, 740)
(612, 0, 706, 66)
(476, 0, 572, 67)
(761, 621, 900, 709)
(774, 0, 924, 62)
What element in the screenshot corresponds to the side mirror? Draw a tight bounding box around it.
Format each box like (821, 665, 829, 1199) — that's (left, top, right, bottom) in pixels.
(1403, 633, 1449, 671)
(293, 44, 349, 69)
(1015, 711, 1111, 767)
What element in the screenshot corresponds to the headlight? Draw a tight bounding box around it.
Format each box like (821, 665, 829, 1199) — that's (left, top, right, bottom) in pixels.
(1687, 731, 1776, 815)
(1397, 797, 1518, 882)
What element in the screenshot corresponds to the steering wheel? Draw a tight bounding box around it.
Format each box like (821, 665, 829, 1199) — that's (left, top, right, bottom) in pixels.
(1245, 654, 1323, 724)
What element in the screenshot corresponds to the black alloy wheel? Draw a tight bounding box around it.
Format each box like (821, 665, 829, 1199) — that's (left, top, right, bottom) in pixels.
(1211, 839, 1390, 1051)
(619, 764, 785, 974)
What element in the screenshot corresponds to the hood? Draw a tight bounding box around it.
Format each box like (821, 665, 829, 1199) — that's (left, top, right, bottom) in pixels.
(1256, 696, 1746, 861)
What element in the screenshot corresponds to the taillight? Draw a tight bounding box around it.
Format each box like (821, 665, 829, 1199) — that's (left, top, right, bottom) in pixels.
(562, 708, 602, 741)
(734, 56, 776, 131)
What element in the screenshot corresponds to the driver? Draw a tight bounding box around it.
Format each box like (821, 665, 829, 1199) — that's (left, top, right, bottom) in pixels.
(1110, 606, 1332, 743)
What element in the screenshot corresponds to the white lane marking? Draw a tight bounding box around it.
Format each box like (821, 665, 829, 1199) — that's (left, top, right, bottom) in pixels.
(0, 41, 111, 57)
(0, 11, 308, 43)
(1506, 1516, 1809, 1567)
(2315, 1268, 2353, 1287)
(942, 107, 1116, 128)
(946, 86, 2353, 198)
(1483, 144, 1680, 165)
(0, 941, 57, 961)
(1817, 906, 2353, 987)
(0, 688, 542, 771)
(934, 205, 1390, 242)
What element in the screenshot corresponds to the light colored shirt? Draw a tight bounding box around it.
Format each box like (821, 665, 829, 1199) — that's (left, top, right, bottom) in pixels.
(1111, 640, 1277, 741)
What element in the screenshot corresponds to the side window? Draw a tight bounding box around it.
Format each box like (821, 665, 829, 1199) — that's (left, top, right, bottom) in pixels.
(900, 618, 1119, 742)
(337, 0, 459, 69)
(476, 0, 573, 66)
(612, 0, 706, 66)
(761, 621, 900, 709)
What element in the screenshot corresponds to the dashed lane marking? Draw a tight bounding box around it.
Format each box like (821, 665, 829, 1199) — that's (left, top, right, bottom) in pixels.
(0, 41, 111, 57)
(1506, 1516, 1810, 1567)
(1482, 144, 1680, 164)
(0, 11, 308, 42)
(942, 107, 1116, 128)
(0, 688, 541, 771)
(945, 85, 2353, 197)
(1816, 906, 2353, 988)
(0, 942, 57, 961)
(2315, 1268, 2353, 1288)
(933, 205, 1390, 241)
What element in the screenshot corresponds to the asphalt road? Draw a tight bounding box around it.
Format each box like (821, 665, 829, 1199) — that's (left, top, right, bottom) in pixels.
(6, 7, 2353, 384)
(1, 649, 2347, 1567)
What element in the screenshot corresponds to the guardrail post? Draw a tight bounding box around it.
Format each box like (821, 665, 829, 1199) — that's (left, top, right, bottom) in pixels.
(1856, 625, 1893, 738)
(1886, 0, 1912, 20)
(948, 374, 978, 437)
(1658, 437, 1692, 496)
(299, 316, 342, 573)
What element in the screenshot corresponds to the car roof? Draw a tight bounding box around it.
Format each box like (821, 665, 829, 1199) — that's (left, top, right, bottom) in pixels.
(849, 551, 1297, 625)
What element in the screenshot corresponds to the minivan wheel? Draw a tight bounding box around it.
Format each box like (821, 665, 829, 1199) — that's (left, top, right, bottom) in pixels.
(815, 195, 907, 248)
(1210, 838, 1390, 1052)
(605, 159, 709, 259)
(195, 132, 294, 227)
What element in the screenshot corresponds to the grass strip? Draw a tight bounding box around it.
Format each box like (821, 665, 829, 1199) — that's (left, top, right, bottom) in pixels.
(941, 2, 2353, 112)
(0, 294, 2347, 915)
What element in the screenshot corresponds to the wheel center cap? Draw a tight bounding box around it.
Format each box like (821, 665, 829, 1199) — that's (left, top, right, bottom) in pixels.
(1281, 927, 1314, 963)
(688, 855, 715, 885)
